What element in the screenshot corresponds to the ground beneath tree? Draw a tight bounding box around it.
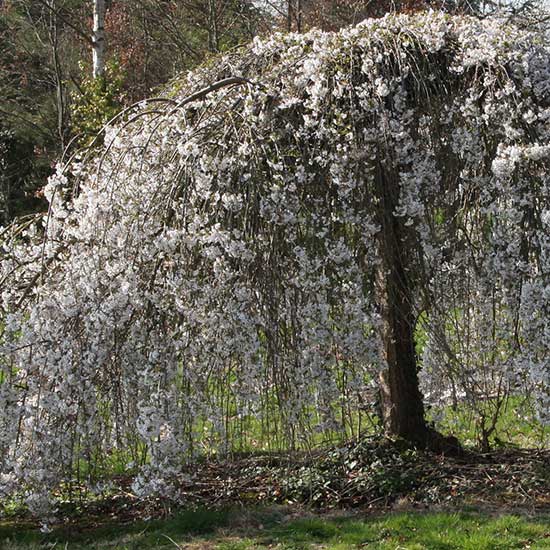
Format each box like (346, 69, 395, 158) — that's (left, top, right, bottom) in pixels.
(61, 439, 550, 528)
(3, 440, 549, 548)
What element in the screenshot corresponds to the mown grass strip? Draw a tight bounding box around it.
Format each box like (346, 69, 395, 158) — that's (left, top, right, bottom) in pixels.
(2, 507, 550, 550)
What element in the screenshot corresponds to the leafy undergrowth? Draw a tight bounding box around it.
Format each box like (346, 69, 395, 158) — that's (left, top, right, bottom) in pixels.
(67, 438, 547, 518)
(1, 507, 550, 549)
(189, 441, 550, 511)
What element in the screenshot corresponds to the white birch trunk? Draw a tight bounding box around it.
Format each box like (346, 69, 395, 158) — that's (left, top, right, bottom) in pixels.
(92, 0, 106, 78)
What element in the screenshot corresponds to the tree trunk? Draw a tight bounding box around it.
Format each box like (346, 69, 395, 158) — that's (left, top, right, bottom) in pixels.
(287, 0, 293, 31)
(48, 0, 69, 150)
(375, 160, 430, 446)
(207, 0, 219, 52)
(92, 0, 106, 78)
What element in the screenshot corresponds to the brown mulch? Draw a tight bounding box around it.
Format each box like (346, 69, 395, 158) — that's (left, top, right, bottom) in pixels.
(176, 446, 550, 511)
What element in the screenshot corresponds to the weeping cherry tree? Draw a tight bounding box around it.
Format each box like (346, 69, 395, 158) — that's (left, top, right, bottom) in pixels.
(0, 12, 549, 516)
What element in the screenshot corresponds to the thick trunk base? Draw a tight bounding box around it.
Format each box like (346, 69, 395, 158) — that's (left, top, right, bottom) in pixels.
(374, 159, 463, 457)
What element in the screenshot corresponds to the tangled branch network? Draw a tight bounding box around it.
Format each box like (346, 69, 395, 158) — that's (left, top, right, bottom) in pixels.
(0, 12, 549, 516)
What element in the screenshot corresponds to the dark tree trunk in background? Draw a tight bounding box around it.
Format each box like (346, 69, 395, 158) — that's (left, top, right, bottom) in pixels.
(207, 0, 219, 52)
(48, 0, 70, 150)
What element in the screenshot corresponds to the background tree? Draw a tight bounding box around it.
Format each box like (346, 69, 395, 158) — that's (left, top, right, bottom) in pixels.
(0, 0, 71, 222)
(0, 0, 265, 222)
(92, 0, 105, 78)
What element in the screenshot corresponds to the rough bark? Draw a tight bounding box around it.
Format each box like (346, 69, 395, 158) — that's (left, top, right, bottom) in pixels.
(374, 159, 462, 454)
(375, 160, 430, 445)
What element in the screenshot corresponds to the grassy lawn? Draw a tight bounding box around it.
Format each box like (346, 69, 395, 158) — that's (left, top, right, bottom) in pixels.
(1, 508, 549, 550)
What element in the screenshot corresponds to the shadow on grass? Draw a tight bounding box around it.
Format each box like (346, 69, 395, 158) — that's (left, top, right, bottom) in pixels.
(1, 507, 549, 549)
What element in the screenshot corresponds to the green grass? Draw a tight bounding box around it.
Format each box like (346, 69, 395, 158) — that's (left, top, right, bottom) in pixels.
(1, 508, 549, 549)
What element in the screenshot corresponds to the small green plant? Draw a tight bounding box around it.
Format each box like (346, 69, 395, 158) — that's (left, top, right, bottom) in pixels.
(71, 61, 125, 146)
